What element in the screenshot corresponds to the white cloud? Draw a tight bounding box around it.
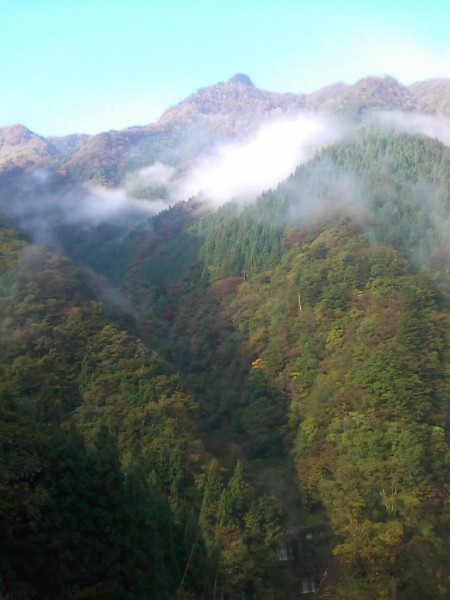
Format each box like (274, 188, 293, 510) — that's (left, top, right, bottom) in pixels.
(136, 161, 175, 186)
(172, 113, 344, 206)
(74, 183, 168, 224)
(124, 161, 176, 191)
(369, 111, 450, 146)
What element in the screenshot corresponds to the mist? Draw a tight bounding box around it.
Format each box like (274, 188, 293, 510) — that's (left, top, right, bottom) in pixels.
(368, 111, 450, 146)
(75, 183, 168, 225)
(280, 143, 450, 289)
(0, 175, 170, 247)
(125, 161, 176, 189)
(1, 107, 449, 258)
(171, 113, 344, 206)
(283, 160, 369, 226)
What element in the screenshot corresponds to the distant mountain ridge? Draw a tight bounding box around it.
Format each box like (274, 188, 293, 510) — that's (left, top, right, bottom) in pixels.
(0, 75, 449, 183)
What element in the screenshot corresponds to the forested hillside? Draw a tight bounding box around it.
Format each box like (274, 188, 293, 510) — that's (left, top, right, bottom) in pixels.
(1, 80, 450, 599)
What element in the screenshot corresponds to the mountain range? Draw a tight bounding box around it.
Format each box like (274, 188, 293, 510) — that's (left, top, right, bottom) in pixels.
(1, 74, 450, 599)
(1, 74, 449, 184)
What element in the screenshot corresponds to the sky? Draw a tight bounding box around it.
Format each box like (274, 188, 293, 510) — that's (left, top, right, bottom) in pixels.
(1, 0, 449, 137)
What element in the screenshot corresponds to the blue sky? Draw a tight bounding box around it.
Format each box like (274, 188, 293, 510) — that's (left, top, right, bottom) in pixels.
(1, 0, 449, 136)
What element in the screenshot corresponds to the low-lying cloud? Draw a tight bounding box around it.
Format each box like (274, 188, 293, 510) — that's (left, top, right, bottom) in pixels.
(2, 108, 450, 253)
(0, 176, 169, 247)
(74, 183, 167, 225)
(284, 161, 368, 226)
(126, 110, 450, 217)
(125, 161, 176, 188)
(369, 111, 450, 145)
(171, 113, 344, 206)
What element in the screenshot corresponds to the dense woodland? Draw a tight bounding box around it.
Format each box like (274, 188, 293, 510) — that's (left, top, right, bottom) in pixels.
(1, 128, 450, 599)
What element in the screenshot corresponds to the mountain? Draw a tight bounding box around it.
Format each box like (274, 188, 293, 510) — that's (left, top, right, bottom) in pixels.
(0, 124, 57, 172)
(158, 72, 304, 126)
(1, 75, 450, 599)
(409, 78, 450, 116)
(54, 74, 306, 184)
(306, 75, 416, 114)
(1, 74, 449, 184)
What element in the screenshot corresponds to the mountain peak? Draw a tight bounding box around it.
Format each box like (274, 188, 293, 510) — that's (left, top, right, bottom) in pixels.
(0, 124, 37, 144)
(355, 75, 404, 89)
(228, 73, 254, 87)
(159, 74, 264, 125)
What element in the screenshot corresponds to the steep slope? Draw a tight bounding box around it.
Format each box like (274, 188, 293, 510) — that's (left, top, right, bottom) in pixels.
(1, 77, 450, 598)
(0, 217, 296, 599)
(90, 129, 450, 598)
(0, 221, 210, 598)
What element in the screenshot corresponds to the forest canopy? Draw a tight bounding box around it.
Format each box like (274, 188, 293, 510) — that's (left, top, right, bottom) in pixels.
(1, 127, 450, 599)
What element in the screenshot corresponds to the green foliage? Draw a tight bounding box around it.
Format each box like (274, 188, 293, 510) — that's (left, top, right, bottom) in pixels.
(0, 394, 180, 599)
(238, 371, 286, 458)
(2, 127, 450, 598)
(195, 198, 284, 280)
(0, 225, 205, 598)
(195, 458, 286, 598)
